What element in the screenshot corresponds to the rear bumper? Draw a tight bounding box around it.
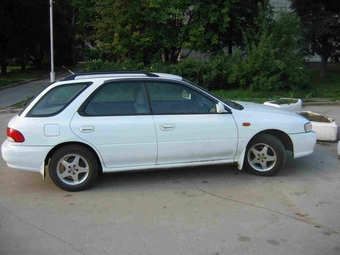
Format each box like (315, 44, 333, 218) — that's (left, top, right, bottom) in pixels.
(289, 131, 317, 158)
(1, 140, 52, 174)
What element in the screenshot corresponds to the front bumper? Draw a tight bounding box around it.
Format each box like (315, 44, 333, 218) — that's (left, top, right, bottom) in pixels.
(289, 131, 317, 158)
(1, 140, 52, 174)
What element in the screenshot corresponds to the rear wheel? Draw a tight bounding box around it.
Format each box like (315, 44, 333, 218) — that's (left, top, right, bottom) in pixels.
(49, 145, 98, 191)
(245, 134, 286, 176)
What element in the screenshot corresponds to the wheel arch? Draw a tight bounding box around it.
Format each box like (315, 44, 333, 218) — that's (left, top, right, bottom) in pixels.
(249, 129, 293, 153)
(237, 129, 293, 170)
(44, 142, 103, 174)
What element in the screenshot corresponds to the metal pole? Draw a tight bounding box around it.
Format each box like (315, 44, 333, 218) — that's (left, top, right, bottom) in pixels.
(49, 0, 55, 82)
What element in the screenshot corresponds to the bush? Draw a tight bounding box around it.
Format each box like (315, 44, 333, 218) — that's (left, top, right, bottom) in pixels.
(228, 12, 310, 92)
(148, 58, 207, 88)
(86, 59, 144, 71)
(149, 56, 233, 90)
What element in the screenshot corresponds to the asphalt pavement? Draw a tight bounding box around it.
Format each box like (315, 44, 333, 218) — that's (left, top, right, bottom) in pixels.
(0, 74, 339, 255)
(0, 109, 339, 255)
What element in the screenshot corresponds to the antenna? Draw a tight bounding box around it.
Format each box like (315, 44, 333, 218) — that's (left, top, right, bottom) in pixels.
(62, 66, 75, 75)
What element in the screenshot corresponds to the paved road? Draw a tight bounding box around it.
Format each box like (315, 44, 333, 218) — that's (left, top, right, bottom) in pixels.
(0, 72, 69, 108)
(0, 106, 339, 255)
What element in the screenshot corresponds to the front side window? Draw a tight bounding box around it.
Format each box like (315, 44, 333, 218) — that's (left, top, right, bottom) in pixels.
(27, 83, 88, 117)
(83, 81, 150, 116)
(145, 81, 216, 114)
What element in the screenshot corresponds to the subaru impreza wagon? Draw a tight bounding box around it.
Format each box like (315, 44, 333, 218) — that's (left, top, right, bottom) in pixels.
(1, 71, 316, 191)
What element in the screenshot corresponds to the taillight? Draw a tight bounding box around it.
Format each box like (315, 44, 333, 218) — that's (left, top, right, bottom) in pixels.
(7, 128, 25, 142)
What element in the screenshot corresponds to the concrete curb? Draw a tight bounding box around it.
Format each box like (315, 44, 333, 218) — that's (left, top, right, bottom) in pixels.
(303, 101, 340, 106)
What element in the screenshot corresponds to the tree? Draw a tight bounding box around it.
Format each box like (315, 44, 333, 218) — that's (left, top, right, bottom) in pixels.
(53, 0, 79, 66)
(228, 12, 309, 91)
(81, 0, 194, 64)
(291, 0, 340, 80)
(0, 0, 19, 74)
(74, 0, 270, 65)
(186, 0, 269, 55)
(0, 0, 50, 73)
(71, 0, 98, 61)
(0, 0, 79, 74)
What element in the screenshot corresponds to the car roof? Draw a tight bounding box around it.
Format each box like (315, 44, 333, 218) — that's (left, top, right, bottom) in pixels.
(60, 71, 183, 81)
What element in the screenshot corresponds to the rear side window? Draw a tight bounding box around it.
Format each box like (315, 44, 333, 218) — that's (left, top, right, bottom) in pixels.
(81, 81, 150, 116)
(27, 83, 89, 117)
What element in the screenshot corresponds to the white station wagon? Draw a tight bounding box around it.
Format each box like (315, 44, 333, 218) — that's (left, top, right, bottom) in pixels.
(1, 72, 316, 191)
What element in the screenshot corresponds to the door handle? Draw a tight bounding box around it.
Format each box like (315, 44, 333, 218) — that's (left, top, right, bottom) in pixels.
(79, 126, 95, 133)
(160, 124, 175, 131)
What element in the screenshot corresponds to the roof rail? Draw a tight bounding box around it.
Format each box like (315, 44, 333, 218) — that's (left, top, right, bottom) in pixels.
(60, 71, 159, 81)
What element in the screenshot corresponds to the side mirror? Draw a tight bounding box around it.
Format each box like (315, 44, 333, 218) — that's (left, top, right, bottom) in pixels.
(182, 90, 191, 100)
(216, 102, 228, 113)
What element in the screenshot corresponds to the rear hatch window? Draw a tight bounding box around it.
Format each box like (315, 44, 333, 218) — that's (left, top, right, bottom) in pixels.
(27, 83, 90, 117)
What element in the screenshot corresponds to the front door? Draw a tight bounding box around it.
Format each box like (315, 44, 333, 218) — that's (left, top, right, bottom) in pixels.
(145, 81, 238, 165)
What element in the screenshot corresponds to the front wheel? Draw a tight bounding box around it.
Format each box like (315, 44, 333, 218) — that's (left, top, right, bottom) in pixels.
(244, 134, 286, 176)
(49, 145, 98, 191)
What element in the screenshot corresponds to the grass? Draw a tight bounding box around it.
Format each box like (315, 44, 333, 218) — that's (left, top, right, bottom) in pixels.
(212, 69, 340, 103)
(10, 96, 34, 108)
(0, 67, 48, 88)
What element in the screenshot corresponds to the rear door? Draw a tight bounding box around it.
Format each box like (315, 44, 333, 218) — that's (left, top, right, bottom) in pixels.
(70, 81, 157, 169)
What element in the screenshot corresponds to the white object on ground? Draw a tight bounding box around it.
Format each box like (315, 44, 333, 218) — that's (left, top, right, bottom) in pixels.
(297, 111, 338, 142)
(263, 98, 302, 112)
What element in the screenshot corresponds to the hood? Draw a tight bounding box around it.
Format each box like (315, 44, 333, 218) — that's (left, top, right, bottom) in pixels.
(235, 101, 299, 117)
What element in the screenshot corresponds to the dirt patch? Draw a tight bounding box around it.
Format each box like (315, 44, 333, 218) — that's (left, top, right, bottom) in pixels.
(271, 99, 299, 105)
(298, 112, 333, 123)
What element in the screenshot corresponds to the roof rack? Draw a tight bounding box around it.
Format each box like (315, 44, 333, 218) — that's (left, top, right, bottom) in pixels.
(60, 71, 159, 81)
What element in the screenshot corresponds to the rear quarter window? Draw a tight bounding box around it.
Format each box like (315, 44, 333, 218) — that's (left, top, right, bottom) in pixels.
(27, 83, 90, 117)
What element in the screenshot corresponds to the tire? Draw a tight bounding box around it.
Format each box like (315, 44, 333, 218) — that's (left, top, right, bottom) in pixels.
(244, 134, 286, 176)
(49, 145, 98, 191)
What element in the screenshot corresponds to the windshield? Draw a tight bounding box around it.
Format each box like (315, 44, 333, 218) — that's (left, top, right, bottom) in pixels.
(183, 79, 244, 110)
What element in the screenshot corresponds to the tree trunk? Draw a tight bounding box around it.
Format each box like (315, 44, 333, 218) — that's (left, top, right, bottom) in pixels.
(21, 52, 26, 71)
(0, 53, 7, 74)
(228, 41, 233, 55)
(319, 54, 328, 81)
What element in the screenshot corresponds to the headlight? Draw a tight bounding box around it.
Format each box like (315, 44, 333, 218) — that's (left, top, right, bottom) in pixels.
(304, 122, 312, 132)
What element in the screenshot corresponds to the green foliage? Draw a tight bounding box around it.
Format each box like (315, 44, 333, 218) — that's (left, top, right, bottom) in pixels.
(228, 12, 309, 91)
(86, 59, 144, 71)
(85, 0, 194, 64)
(202, 55, 233, 90)
(154, 58, 210, 87)
(291, 0, 340, 61)
(186, 0, 269, 54)
(148, 57, 233, 90)
(75, 0, 269, 65)
(85, 5, 310, 93)
(291, 0, 340, 80)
